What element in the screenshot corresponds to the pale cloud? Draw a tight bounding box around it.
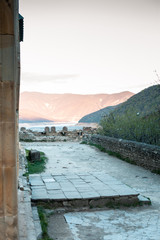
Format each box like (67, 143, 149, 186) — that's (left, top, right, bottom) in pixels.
(20, 72, 80, 93)
(21, 72, 79, 83)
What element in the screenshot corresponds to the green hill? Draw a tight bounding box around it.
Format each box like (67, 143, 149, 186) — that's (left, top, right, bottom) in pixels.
(99, 85, 160, 146)
(110, 84, 160, 117)
(79, 105, 118, 123)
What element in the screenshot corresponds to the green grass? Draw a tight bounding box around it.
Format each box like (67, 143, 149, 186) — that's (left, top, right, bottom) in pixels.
(80, 141, 87, 144)
(151, 169, 160, 175)
(106, 150, 136, 165)
(25, 149, 48, 175)
(37, 206, 53, 240)
(20, 139, 34, 142)
(89, 143, 106, 152)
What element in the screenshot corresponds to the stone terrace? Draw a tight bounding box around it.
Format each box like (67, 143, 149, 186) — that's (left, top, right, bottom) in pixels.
(29, 172, 149, 209)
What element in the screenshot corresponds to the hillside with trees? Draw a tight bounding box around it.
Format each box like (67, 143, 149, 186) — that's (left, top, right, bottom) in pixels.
(98, 85, 160, 146)
(79, 105, 118, 123)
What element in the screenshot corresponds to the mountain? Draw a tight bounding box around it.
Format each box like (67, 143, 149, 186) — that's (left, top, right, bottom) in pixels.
(79, 105, 119, 123)
(19, 91, 134, 122)
(107, 85, 160, 118)
(79, 84, 160, 124)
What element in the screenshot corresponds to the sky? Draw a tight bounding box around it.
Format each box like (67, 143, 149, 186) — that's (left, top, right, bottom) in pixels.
(19, 0, 160, 94)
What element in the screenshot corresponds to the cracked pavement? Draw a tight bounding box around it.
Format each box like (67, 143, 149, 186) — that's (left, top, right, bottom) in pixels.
(22, 141, 160, 240)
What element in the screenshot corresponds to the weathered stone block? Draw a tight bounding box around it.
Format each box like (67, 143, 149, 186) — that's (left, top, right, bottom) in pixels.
(19, 131, 35, 141)
(4, 167, 17, 216)
(20, 127, 26, 132)
(0, 168, 3, 217)
(29, 150, 40, 162)
(45, 127, 50, 136)
(83, 127, 92, 132)
(51, 126, 56, 134)
(1, 37, 15, 81)
(0, 217, 5, 240)
(0, 1, 14, 35)
(5, 215, 18, 240)
(89, 198, 112, 207)
(70, 199, 88, 208)
(0, 81, 15, 122)
(62, 126, 68, 132)
(2, 122, 16, 167)
(0, 124, 2, 168)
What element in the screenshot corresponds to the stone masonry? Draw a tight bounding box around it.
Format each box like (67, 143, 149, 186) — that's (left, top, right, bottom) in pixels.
(0, 1, 20, 239)
(87, 134, 160, 172)
(19, 126, 96, 142)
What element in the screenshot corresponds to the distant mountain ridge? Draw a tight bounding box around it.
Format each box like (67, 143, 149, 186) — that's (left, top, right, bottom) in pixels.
(79, 85, 160, 124)
(79, 105, 119, 123)
(19, 91, 134, 122)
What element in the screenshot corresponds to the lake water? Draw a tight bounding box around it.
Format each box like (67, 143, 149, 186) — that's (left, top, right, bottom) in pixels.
(19, 122, 84, 132)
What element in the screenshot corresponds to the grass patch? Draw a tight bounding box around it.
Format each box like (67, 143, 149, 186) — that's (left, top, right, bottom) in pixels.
(37, 206, 53, 240)
(80, 141, 87, 144)
(25, 149, 48, 175)
(151, 169, 160, 175)
(106, 150, 136, 165)
(20, 139, 34, 142)
(89, 143, 106, 152)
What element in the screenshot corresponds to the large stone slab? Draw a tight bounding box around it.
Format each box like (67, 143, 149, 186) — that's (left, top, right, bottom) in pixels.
(45, 182, 61, 190)
(32, 188, 48, 200)
(29, 173, 145, 207)
(29, 175, 44, 186)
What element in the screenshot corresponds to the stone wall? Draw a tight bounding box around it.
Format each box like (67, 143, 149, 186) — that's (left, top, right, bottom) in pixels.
(19, 126, 97, 142)
(0, 1, 20, 239)
(86, 134, 160, 172)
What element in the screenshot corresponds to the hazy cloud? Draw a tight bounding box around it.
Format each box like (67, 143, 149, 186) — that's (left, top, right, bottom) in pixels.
(21, 72, 80, 83)
(20, 72, 80, 93)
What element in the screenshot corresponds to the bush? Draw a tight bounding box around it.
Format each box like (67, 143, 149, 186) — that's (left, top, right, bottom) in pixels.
(99, 110, 160, 146)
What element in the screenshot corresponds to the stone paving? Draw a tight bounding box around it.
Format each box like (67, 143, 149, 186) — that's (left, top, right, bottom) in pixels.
(18, 147, 42, 240)
(21, 141, 160, 240)
(64, 207, 160, 240)
(18, 189, 42, 240)
(29, 172, 144, 208)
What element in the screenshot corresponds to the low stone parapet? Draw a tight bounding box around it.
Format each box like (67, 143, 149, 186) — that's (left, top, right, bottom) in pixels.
(87, 134, 160, 172)
(19, 125, 97, 141)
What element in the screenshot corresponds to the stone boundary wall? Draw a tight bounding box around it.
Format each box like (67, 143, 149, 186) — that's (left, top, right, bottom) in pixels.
(85, 134, 160, 172)
(19, 126, 97, 142)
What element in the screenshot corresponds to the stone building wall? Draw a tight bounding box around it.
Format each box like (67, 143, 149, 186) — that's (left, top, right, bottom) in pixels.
(87, 134, 160, 172)
(0, 0, 20, 239)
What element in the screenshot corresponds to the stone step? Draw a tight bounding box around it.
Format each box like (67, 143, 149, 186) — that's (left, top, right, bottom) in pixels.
(29, 172, 151, 209)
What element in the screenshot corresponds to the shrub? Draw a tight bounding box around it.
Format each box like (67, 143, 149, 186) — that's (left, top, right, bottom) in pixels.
(99, 110, 160, 146)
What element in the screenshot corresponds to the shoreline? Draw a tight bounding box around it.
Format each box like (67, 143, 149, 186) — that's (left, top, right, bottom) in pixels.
(76, 122, 99, 128)
(19, 121, 99, 132)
